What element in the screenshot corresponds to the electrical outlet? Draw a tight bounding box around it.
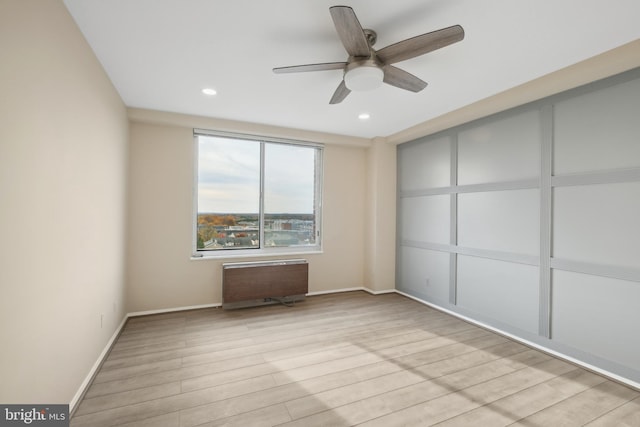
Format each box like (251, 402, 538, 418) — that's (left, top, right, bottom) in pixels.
(100, 314, 104, 328)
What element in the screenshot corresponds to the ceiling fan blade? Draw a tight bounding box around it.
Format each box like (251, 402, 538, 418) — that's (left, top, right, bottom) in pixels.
(329, 6, 370, 57)
(376, 25, 464, 64)
(329, 80, 351, 104)
(383, 65, 428, 92)
(273, 62, 347, 74)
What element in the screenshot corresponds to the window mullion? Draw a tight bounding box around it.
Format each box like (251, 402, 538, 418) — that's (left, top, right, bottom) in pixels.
(259, 141, 266, 249)
(315, 148, 322, 243)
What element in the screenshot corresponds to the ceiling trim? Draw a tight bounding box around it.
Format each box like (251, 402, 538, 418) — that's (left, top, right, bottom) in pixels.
(127, 108, 372, 148)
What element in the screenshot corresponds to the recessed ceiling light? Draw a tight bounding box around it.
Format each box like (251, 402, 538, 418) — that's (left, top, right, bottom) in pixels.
(201, 88, 217, 96)
(358, 113, 371, 120)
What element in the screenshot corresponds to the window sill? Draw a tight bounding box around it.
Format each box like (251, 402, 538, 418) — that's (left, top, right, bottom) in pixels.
(190, 248, 323, 261)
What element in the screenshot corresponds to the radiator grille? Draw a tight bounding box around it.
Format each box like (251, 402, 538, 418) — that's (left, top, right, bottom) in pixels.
(222, 259, 308, 309)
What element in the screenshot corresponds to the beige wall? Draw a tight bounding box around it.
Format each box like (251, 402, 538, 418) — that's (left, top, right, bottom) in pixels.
(126, 118, 369, 312)
(365, 139, 397, 292)
(0, 0, 128, 405)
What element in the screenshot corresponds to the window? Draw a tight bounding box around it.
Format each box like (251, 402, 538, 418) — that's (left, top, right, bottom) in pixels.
(193, 130, 323, 257)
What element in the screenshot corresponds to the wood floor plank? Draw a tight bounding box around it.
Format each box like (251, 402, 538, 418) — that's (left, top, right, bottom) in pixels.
(584, 395, 640, 427)
(284, 339, 528, 421)
(119, 412, 180, 427)
(194, 403, 292, 427)
(179, 319, 441, 371)
(93, 359, 183, 384)
(433, 368, 607, 426)
(178, 356, 399, 426)
(109, 302, 451, 370)
(71, 375, 278, 427)
(178, 336, 526, 426)
(85, 354, 266, 399)
(177, 311, 441, 368)
(352, 358, 577, 427)
(70, 292, 640, 427)
(89, 320, 488, 399)
(75, 381, 182, 416)
(103, 338, 255, 371)
(509, 380, 640, 426)
(277, 349, 558, 426)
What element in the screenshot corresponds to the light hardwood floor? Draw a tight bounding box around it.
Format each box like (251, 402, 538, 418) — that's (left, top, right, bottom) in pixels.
(71, 292, 640, 426)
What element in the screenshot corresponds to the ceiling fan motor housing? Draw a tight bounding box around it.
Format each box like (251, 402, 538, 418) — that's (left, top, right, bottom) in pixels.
(344, 59, 384, 91)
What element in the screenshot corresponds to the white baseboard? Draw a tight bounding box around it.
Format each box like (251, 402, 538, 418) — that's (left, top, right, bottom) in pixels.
(307, 287, 364, 296)
(127, 302, 221, 318)
(363, 287, 396, 295)
(70, 314, 128, 415)
(395, 290, 640, 391)
(307, 286, 395, 296)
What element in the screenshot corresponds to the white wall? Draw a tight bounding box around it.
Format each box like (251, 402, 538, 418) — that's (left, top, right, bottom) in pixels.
(397, 68, 640, 385)
(126, 117, 369, 312)
(0, 0, 128, 404)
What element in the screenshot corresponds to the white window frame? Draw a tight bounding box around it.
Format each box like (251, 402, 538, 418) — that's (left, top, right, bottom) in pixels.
(192, 129, 323, 259)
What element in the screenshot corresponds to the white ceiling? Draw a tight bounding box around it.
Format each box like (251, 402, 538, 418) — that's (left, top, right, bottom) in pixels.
(63, 0, 640, 140)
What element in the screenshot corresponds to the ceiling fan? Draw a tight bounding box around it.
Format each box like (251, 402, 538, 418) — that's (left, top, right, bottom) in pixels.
(273, 5, 465, 104)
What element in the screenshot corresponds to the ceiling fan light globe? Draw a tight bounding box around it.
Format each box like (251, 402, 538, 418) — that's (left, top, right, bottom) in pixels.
(344, 66, 384, 91)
